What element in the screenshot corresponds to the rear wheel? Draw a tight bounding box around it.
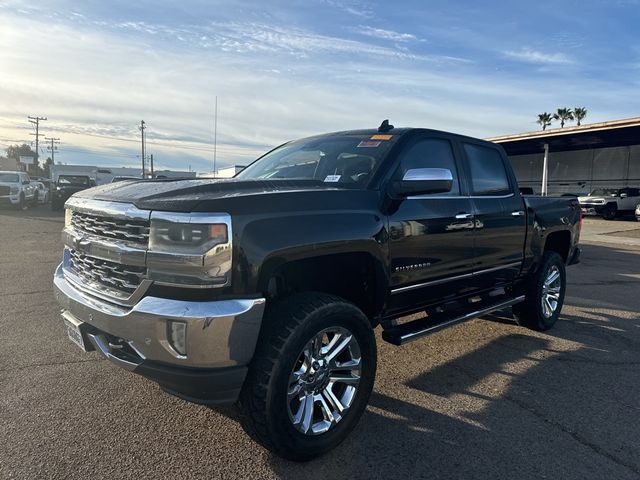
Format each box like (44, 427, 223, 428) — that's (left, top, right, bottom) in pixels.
(513, 251, 566, 331)
(602, 204, 617, 220)
(238, 292, 376, 461)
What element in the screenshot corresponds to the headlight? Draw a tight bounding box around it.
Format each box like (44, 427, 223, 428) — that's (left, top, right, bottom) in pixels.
(64, 209, 73, 227)
(147, 212, 232, 287)
(9, 186, 19, 195)
(149, 220, 227, 254)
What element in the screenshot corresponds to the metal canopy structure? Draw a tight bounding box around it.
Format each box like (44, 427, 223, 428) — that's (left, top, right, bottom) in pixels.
(487, 117, 640, 195)
(488, 117, 640, 155)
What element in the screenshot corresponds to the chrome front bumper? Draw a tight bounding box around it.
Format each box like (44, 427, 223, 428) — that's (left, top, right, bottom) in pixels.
(53, 263, 266, 370)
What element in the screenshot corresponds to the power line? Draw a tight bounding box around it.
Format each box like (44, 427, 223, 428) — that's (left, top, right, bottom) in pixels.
(139, 120, 146, 178)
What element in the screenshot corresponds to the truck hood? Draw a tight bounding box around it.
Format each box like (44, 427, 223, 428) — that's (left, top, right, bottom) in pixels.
(73, 178, 351, 212)
(578, 196, 608, 204)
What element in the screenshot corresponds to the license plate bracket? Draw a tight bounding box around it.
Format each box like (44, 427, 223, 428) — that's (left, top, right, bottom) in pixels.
(63, 315, 88, 352)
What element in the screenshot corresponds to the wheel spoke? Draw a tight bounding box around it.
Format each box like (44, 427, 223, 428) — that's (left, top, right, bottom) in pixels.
(545, 269, 560, 286)
(322, 385, 345, 415)
(317, 393, 336, 424)
(329, 373, 360, 385)
(328, 356, 360, 372)
(298, 393, 315, 434)
(325, 334, 353, 363)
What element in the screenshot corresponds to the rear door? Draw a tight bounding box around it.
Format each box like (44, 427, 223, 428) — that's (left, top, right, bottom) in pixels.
(460, 141, 526, 285)
(386, 133, 476, 313)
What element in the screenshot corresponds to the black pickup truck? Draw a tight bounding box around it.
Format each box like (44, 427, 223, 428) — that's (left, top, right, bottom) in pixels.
(53, 122, 581, 460)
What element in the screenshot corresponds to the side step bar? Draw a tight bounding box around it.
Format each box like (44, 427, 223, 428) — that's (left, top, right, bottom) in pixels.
(381, 295, 525, 346)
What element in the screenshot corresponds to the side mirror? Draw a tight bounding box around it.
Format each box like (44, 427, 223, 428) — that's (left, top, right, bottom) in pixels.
(392, 168, 453, 197)
(22, 180, 30, 185)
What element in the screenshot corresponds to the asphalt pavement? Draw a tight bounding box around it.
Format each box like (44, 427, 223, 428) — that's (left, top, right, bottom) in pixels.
(1, 207, 639, 479)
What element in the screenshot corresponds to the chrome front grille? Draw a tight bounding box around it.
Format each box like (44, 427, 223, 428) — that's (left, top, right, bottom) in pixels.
(68, 249, 146, 295)
(71, 211, 150, 245)
(0, 186, 10, 195)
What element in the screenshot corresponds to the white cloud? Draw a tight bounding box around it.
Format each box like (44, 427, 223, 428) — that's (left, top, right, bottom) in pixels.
(353, 25, 418, 42)
(503, 48, 575, 65)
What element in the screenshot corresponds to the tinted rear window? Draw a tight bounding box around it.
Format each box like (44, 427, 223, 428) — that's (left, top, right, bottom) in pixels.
(464, 143, 511, 196)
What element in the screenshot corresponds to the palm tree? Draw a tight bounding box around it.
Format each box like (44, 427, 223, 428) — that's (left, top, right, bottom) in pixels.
(536, 112, 554, 131)
(553, 107, 574, 128)
(573, 107, 587, 126)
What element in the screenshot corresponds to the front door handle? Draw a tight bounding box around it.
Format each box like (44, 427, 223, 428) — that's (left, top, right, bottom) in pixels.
(511, 210, 525, 217)
(455, 213, 474, 220)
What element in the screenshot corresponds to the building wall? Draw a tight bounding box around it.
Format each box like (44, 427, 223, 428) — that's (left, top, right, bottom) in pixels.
(0, 157, 20, 171)
(509, 145, 640, 195)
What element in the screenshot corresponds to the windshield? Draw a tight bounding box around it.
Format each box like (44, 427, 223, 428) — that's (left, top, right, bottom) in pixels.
(0, 173, 20, 182)
(236, 134, 399, 185)
(590, 188, 618, 197)
(58, 175, 90, 186)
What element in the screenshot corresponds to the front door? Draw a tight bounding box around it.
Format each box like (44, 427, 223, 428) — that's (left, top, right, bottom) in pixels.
(386, 135, 476, 315)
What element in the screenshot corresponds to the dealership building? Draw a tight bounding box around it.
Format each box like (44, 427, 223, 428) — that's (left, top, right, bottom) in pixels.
(488, 117, 640, 195)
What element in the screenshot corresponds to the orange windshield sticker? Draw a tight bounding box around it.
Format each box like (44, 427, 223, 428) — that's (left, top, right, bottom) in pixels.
(371, 134, 393, 140)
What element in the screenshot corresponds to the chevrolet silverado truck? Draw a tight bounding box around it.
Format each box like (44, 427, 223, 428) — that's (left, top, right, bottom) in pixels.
(53, 122, 581, 461)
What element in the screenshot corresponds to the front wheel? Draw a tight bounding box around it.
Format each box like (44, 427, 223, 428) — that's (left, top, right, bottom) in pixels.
(238, 292, 376, 461)
(602, 204, 617, 220)
(513, 251, 566, 330)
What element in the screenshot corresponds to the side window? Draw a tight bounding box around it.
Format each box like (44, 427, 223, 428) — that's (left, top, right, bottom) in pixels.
(463, 143, 512, 196)
(396, 138, 460, 195)
(628, 188, 639, 197)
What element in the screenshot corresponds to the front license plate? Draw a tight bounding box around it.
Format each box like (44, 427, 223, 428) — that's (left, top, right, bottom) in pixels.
(63, 317, 87, 352)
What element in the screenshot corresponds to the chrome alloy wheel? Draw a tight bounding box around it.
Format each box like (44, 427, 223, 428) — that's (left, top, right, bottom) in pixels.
(287, 326, 362, 436)
(541, 265, 562, 318)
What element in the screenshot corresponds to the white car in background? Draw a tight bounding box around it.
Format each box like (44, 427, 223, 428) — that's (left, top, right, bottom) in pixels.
(32, 181, 50, 204)
(635, 204, 640, 222)
(0, 171, 37, 209)
(578, 187, 640, 220)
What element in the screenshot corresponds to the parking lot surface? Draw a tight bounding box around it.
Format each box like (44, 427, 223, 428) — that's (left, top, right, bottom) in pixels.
(1, 207, 639, 480)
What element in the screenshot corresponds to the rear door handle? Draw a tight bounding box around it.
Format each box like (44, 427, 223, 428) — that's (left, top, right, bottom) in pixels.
(511, 210, 525, 217)
(455, 213, 474, 220)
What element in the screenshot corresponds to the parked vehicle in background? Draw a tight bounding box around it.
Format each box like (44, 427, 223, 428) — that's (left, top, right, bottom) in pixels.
(53, 123, 582, 461)
(635, 204, 640, 221)
(32, 181, 50, 204)
(0, 171, 36, 209)
(111, 176, 141, 183)
(578, 187, 640, 219)
(51, 175, 93, 211)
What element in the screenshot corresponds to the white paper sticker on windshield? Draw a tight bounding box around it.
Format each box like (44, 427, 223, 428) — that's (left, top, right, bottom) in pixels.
(324, 175, 341, 182)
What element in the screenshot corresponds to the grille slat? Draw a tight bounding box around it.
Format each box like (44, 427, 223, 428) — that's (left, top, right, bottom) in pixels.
(71, 211, 149, 245)
(69, 249, 146, 295)
(0, 186, 10, 195)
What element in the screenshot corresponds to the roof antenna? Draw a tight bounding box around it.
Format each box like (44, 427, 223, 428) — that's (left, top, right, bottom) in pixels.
(378, 119, 394, 132)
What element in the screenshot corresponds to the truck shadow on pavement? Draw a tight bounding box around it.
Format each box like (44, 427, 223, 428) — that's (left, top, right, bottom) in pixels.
(264, 243, 640, 478)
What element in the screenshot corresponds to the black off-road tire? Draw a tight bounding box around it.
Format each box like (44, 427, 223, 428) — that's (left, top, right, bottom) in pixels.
(237, 292, 377, 461)
(513, 251, 566, 331)
(602, 204, 617, 220)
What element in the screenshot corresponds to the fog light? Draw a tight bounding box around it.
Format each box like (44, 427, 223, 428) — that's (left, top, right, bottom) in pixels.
(167, 321, 187, 356)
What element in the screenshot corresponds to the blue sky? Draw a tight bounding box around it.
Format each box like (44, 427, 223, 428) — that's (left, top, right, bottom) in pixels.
(0, 0, 638, 173)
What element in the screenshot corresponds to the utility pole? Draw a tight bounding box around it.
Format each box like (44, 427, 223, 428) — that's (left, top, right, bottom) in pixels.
(139, 120, 146, 178)
(28, 116, 47, 172)
(45, 137, 60, 164)
(213, 96, 217, 177)
(150, 153, 154, 179)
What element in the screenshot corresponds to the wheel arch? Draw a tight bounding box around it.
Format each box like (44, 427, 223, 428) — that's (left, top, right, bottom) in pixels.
(257, 251, 388, 322)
